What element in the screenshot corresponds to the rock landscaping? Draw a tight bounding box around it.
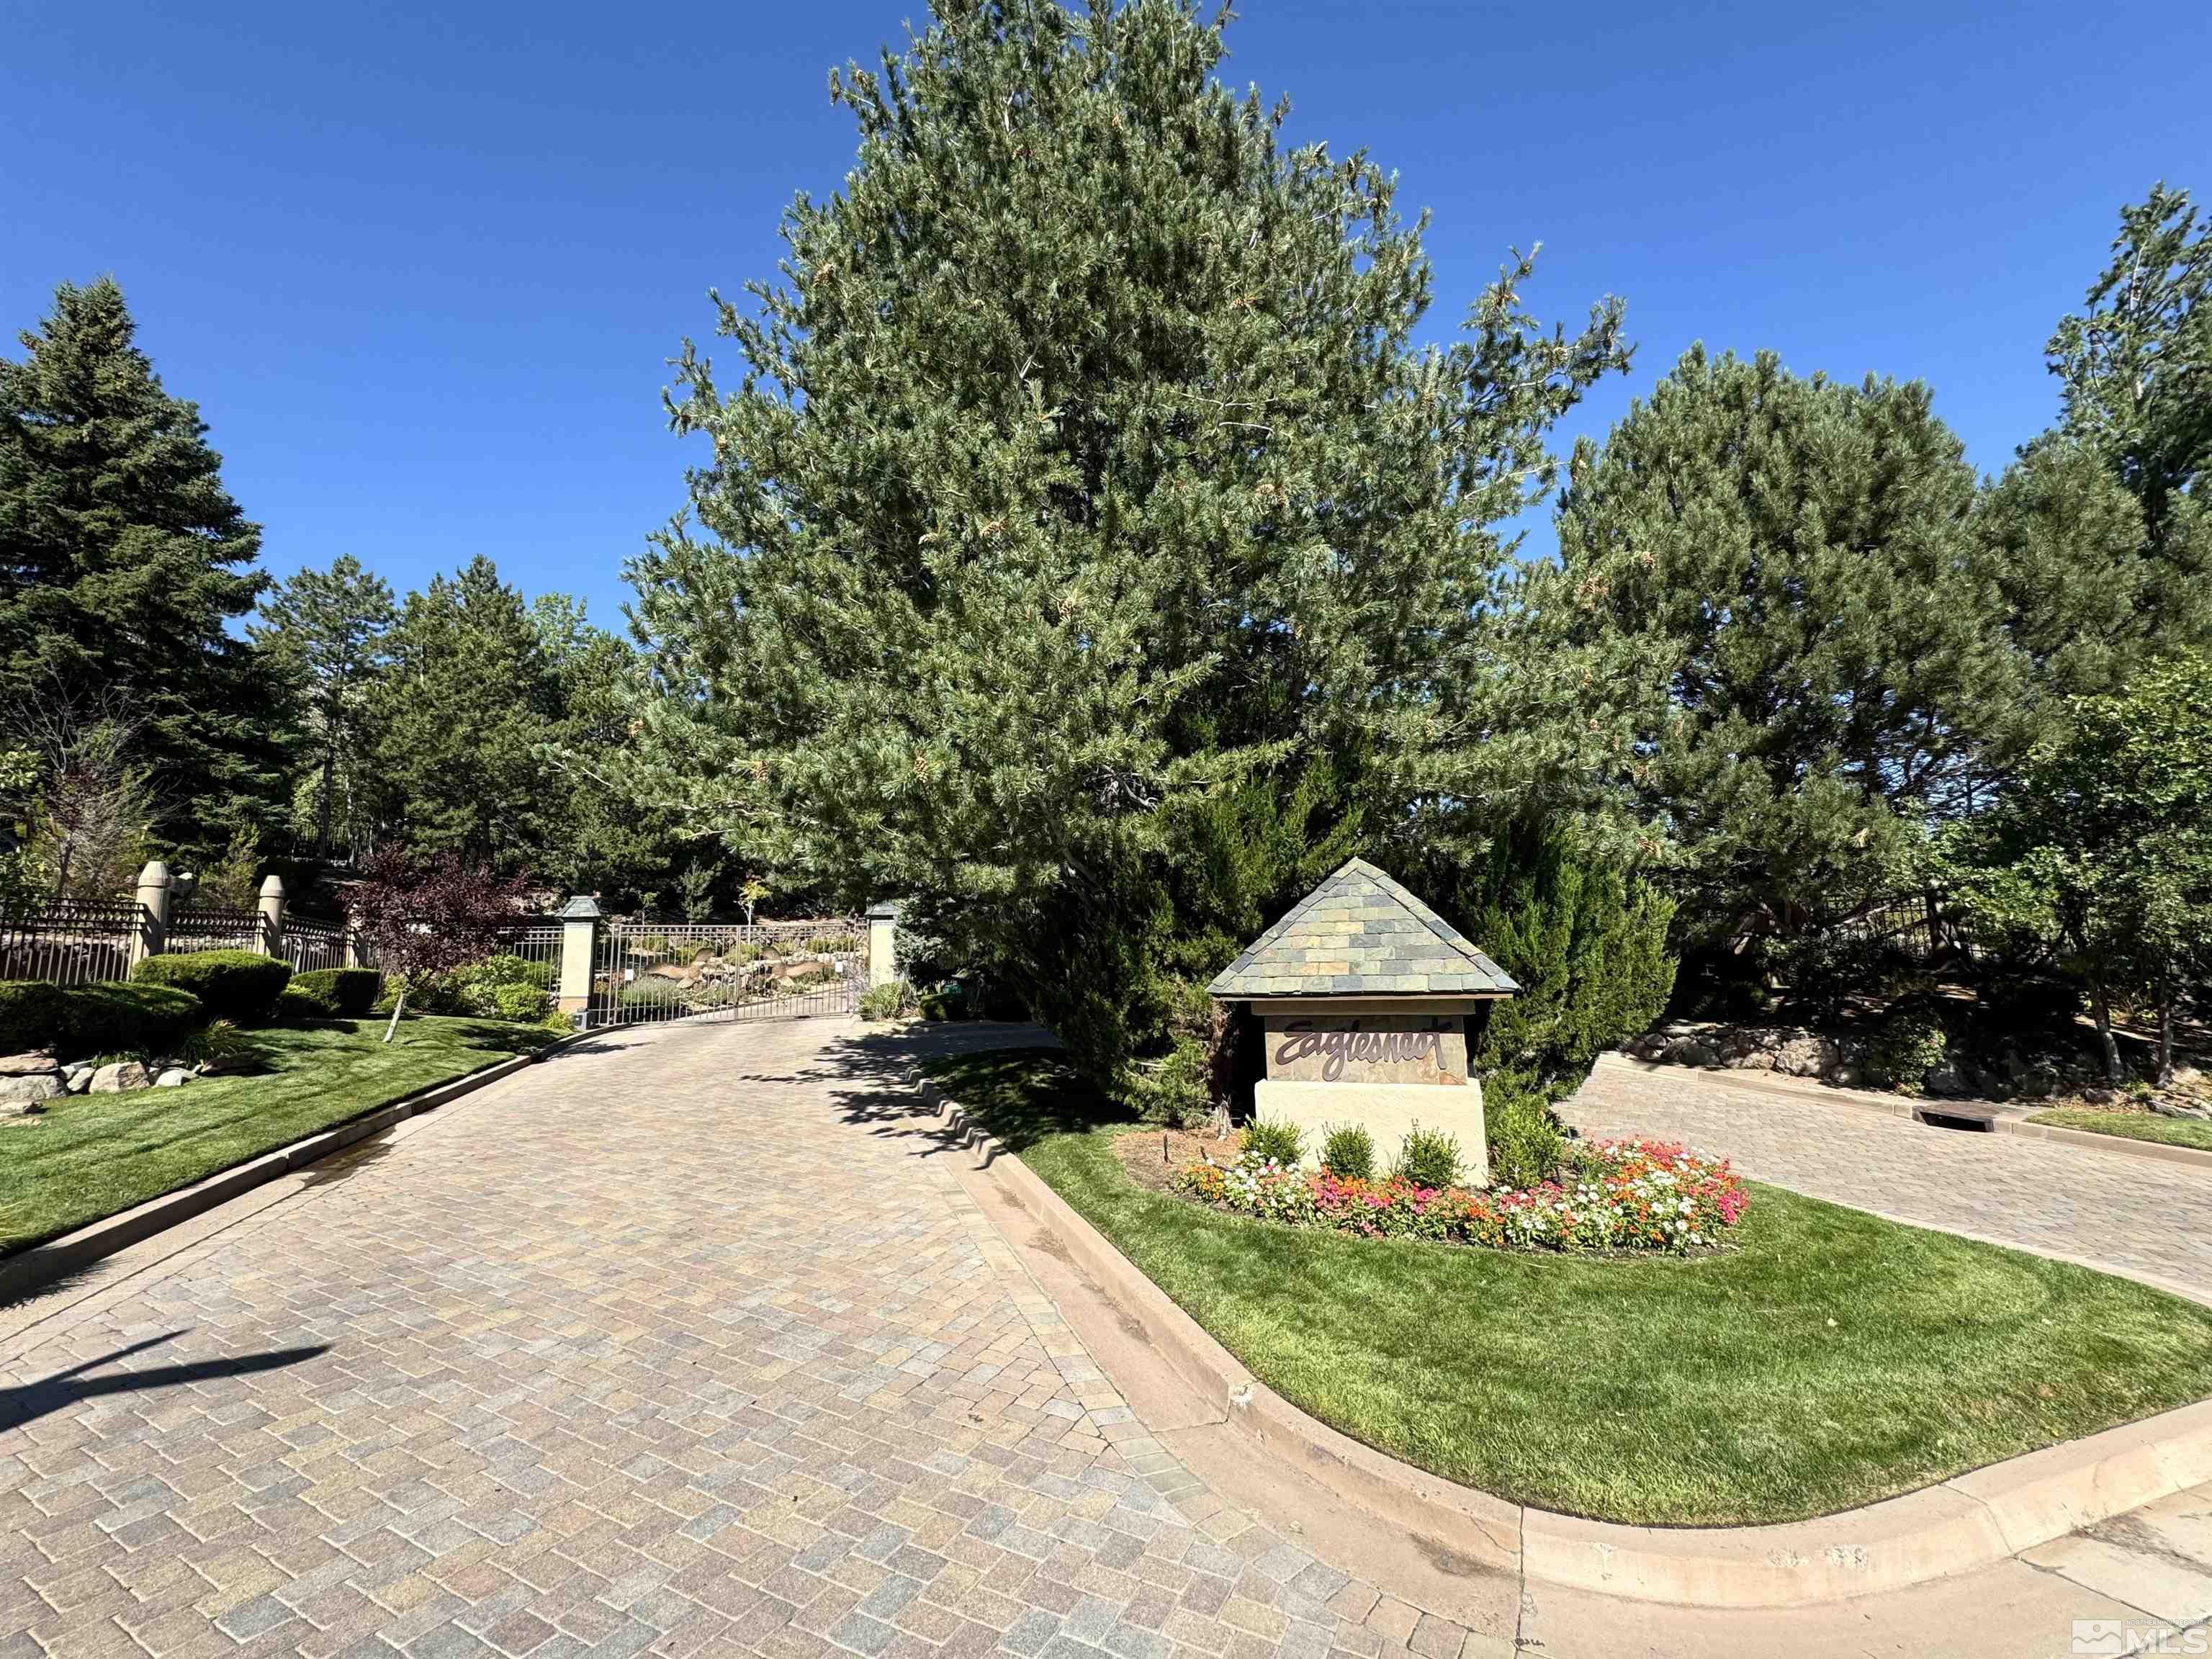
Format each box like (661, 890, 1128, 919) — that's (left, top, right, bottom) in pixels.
(0, 1047, 220, 1113)
(1622, 1016, 2211, 1118)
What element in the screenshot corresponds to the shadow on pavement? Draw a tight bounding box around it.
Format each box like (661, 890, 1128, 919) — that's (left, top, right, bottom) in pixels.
(817, 1022, 1068, 1155)
(0, 1331, 331, 1431)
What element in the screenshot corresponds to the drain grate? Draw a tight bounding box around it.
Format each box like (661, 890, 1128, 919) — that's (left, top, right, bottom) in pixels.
(1917, 1107, 1996, 1132)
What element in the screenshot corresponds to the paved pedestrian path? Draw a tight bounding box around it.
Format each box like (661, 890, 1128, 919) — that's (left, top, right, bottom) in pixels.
(1565, 1053, 2212, 1301)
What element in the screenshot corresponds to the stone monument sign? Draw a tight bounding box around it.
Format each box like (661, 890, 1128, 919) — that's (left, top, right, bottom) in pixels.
(1207, 859, 1517, 1182)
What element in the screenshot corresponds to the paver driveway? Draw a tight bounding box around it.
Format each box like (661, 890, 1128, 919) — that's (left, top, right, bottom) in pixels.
(1563, 1055, 2212, 1302)
(0, 1020, 1411, 1659)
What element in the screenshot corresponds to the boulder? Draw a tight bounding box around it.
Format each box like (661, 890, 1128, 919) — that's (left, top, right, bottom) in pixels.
(1735, 1051, 1777, 1071)
(63, 1066, 93, 1094)
(1663, 1038, 1722, 1068)
(1920, 1064, 1969, 1098)
(1, 1072, 63, 1109)
(89, 1061, 150, 1093)
(155, 1068, 190, 1088)
(1773, 1035, 1833, 1078)
(2152, 1098, 2212, 1120)
(1624, 1033, 1671, 1062)
(0, 1051, 58, 1077)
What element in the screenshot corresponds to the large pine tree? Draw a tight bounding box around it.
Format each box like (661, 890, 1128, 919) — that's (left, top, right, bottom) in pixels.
(0, 279, 286, 864)
(1536, 346, 2025, 943)
(251, 554, 397, 863)
(616, 0, 1624, 1107)
(369, 556, 562, 871)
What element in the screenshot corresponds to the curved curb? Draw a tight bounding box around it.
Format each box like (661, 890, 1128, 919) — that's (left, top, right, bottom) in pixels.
(0, 1027, 595, 1307)
(914, 1076, 2212, 1609)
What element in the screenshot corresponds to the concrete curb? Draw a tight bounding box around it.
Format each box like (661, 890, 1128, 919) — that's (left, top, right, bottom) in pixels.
(915, 1074, 2212, 1609)
(1597, 1052, 2212, 1174)
(0, 1027, 595, 1306)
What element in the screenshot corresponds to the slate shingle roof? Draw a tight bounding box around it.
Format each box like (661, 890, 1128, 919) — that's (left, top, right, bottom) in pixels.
(1205, 858, 1519, 999)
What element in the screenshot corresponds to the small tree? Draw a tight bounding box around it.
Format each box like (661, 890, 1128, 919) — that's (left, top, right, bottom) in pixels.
(349, 850, 531, 1041)
(1947, 655, 2212, 1084)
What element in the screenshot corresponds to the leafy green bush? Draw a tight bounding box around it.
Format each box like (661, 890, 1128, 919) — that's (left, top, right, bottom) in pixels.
(1868, 995, 1950, 1092)
(283, 968, 382, 1019)
(620, 978, 683, 1011)
(132, 949, 293, 1022)
(0, 979, 205, 1060)
(0, 981, 64, 1053)
(174, 1020, 256, 1074)
(1241, 1117, 1304, 1166)
(407, 954, 557, 1022)
(1393, 1123, 1463, 1189)
(807, 931, 860, 954)
(1440, 824, 1677, 1105)
(1485, 1091, 1568, 1191)
(859, 980, 912, 1020)
(1319, 1123, 1375, 1182)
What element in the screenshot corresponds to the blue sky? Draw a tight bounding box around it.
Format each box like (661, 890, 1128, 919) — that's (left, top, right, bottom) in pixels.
(7, 0, 2208, 627)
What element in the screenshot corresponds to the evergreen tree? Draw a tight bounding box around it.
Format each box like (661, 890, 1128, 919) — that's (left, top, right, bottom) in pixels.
(527, 594, 688, 907)
(1948, 654, 2212, 1085)
(251, 554, 396, 862)
(616, 0, 1624, 1108)
(1535, 346, 2024, 944)
(0, 278, 286, 861)
(2047, 184, 2210, 563)
(370, 557, 560, 870)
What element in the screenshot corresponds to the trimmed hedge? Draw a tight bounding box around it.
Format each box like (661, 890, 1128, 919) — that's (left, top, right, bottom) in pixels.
(283, 967, 382, 1019)
(132, 949, 294, 1022)
(0, 979, 206, 1061)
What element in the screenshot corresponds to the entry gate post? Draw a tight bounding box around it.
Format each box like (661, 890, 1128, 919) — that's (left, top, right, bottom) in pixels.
(557, 896, 602, 1025)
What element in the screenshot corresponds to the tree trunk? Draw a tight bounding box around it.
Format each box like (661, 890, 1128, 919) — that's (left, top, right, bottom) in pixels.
(2159, 1001, 2177, 1088)
(382, 982, 408, 1044)
(2090, 979, 2124, 1084)
(315, 740, 334, 861)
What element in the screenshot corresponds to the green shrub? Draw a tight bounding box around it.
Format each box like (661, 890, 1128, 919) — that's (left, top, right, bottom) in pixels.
(1486, 1092, 1568, 1191)
(807, 931, 860, 954)
(859, 980, 912, 1020)
(1443, 820, 1677, 1101)
(1319, 1123, 1375, 1181)
(1393, 1123, 1462, 1189)
(287, 967, 382, 1017)
(0, 979, 205, 1060)
(1868, 995, 1950, 1092)
(132, 949, 293, 1022)
(0, 981, 64, 1053)
(621, 978, 683, 1010)
(449, 953, 556, 1022)
(1240, 1117, 1304, 1166)
(174, 1020, 256, 1074)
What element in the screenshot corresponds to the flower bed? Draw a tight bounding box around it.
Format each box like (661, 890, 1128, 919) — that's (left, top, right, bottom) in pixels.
(1173, 1136, 1748, 1254)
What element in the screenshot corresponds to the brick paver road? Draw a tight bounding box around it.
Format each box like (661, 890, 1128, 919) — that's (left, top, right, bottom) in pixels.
(1564, 1055, 2212, 1301)
(0, 1020, 1438, 1659)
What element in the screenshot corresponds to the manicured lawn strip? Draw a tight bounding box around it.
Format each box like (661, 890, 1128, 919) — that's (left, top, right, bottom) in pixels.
(0, 1017, 554, 1253)
(2027, 1107, 2212, 1154)
(925, 1048, 2212, 1527)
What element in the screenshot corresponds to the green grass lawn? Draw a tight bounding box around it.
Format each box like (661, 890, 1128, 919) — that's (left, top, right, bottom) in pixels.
(926, 1048, 2212, 1527)
(0, 1016, 555, 1254)
(2027, 1106, 2212, 1154)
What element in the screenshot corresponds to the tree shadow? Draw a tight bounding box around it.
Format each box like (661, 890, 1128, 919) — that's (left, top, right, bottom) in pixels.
(817, 1022, 1101, 1154)
(0, 1331, 331, 1432)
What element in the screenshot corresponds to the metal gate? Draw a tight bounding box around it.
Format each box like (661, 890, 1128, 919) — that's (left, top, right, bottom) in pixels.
(590, 917, 865, 1027)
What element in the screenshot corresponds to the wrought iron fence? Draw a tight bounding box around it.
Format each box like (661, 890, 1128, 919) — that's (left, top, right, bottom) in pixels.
(592, 917, 863, 1026)
(282, 914, 352, 974)
(0, 900, 144, 986)
(166, 905, 267, 954)
(1833, 889, 1960, 961)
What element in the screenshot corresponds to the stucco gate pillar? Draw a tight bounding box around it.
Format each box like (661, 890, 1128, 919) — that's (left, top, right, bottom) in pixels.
(557, 896, 602, 1025)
